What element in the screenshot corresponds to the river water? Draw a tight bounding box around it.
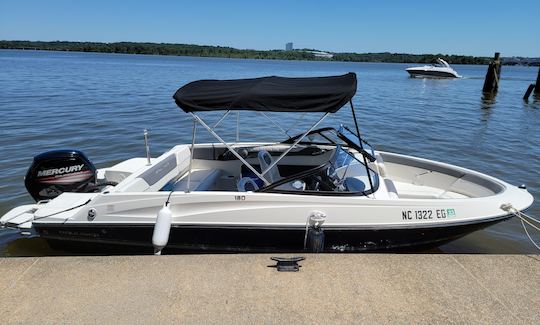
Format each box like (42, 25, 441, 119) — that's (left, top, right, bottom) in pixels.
(0, 50, 539, 255)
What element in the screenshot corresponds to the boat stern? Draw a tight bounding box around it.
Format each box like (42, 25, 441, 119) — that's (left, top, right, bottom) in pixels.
(1, 204, 38, 231)
(1, 192, 98, 234)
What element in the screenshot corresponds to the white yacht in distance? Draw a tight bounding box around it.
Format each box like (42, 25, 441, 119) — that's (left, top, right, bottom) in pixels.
(0, 73, 532, 254)
(406, 58, 461, 78)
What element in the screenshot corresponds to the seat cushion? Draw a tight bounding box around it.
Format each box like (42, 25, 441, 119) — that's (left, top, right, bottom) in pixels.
(237, 177, 260, 192)
(344, 177, 366, 192)
(258, 150, 281, 183)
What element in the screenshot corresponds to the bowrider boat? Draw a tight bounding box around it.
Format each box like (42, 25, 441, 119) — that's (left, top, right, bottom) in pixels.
(0, 73, 532, 253)
(406, 58, 461, 78)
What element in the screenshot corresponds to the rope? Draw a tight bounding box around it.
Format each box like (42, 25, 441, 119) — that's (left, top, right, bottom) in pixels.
(521, 219, 540, 250)
(303, 215, 310, 249)
(32, 199, 92, 221)
(500, 203, 540, 250)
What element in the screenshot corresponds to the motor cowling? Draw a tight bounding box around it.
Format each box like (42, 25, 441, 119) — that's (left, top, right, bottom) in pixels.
(25, 150, 97, 201)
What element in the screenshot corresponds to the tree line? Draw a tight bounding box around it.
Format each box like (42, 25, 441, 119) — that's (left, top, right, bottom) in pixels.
(0, 40, 493, 64)
(333, 52, 489, 65)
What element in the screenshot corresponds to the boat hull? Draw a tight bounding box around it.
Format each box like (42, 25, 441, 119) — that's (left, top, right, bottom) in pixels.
(406, 69, 459, 78)
(35, 216, 511, 253)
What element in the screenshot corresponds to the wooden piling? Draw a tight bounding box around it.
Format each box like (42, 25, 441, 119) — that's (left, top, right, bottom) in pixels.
(535, 66, 540, 95)
(482, 52, 501, 94)
(523, 66, 540, 100)
(523, 84, 535, 100)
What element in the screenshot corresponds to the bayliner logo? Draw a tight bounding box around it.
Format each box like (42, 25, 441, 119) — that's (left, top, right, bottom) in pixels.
(37, 164, 85, 177)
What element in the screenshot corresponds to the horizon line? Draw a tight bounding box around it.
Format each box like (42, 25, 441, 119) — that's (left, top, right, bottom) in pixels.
(3, 39, 539, 59)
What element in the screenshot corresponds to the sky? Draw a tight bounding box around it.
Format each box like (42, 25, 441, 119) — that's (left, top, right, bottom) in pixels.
(1, 0, 539, 57)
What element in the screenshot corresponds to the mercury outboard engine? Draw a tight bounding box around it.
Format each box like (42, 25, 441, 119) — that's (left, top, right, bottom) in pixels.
(25, 150, 98, 201)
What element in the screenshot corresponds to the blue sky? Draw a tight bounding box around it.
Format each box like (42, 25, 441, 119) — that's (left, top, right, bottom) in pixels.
(1, 0, 538, 57)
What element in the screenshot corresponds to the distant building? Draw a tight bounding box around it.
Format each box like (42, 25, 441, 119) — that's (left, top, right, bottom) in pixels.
(285, 42, 293, 51)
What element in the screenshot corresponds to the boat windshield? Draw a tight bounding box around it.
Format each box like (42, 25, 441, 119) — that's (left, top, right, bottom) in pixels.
(282, 125, 376, 163)
(337, 125, 376, 162)
(259, 142, 378, 195)
(437, 58, 450, 68)
(258, 125, 379, 195)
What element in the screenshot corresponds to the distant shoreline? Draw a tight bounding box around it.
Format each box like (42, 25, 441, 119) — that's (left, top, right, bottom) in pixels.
(1, 40, 538, 66)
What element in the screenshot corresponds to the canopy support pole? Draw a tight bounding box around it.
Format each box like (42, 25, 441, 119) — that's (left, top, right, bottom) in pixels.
(284, 112, 307, 136)
(261, 113, 329, 177)
(349, 100, 375, 195)
(212, 111, 231, 130)
(186, 119, 197, 193)
(236, 112, 240, 142)
(258, 112, 312, 139)
(191, 112, 271, 185)
(258, 112, 290, 138)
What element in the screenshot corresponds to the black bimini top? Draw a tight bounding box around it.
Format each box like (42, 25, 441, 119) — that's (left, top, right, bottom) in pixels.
(173, 73, 357, 113)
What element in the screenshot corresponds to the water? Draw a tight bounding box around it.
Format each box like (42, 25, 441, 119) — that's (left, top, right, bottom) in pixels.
(1, 50, 539, 255)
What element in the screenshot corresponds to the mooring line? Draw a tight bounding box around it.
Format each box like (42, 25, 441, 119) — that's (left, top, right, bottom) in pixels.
(520, 219, 540, 250)
(500, 203, 540, 250)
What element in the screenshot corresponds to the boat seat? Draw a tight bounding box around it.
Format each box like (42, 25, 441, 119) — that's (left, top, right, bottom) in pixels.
(101, 158, 150, 184)
(172, 169, 223, 191)
(344, 177, 366, 192)
(258, 150, 281, 183)
(114, 145, 191, 193)
(237, 177, 259, 192)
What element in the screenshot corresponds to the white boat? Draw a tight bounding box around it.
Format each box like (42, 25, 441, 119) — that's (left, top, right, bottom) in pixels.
(0, 73, 532, 253)
(406, 58, 461, 78)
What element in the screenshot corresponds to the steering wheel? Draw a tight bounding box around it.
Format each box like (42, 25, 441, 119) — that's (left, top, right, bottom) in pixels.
(310, 166, 337, 191)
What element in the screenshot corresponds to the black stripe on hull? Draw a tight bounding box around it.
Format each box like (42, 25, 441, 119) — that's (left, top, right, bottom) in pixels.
(407, 70, 458, 78)
(35, 217, 511, 253)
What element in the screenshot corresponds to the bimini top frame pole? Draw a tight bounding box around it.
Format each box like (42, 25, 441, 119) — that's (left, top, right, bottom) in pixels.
(258, 112, 290, 138)
(186, 120, 197, 192)
(349, 100, 374, 195)
(191, 111, 330, 187)
(191, 112, 271, 185)
(260, 112, 329, 177)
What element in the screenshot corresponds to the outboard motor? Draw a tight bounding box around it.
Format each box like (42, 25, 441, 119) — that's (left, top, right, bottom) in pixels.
(25, 150, 98, 201)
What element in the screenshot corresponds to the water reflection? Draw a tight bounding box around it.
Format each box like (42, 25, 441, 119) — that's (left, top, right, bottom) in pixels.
(523, 93, 540, 109)
(480, 93, 497, 110)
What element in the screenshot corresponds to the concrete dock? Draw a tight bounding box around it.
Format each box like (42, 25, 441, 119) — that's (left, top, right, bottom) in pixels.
(1, 254, 539, 324)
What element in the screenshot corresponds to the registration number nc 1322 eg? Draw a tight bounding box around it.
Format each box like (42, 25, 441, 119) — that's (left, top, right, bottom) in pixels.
(402, 209, 456, 220)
